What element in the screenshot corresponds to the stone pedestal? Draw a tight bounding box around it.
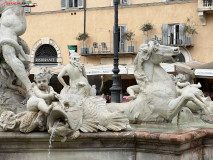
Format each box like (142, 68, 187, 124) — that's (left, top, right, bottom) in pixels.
(1, 128, 213, 160)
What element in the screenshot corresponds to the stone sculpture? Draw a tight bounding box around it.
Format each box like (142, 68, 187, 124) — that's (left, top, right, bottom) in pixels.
(107, 40, 213, 124)
(58, 52, 96, 96)
(0, 0, 32, 112)
(0, 68, 130, 141)
(0, 3, 129, 141)
(172, 73, 213, 119)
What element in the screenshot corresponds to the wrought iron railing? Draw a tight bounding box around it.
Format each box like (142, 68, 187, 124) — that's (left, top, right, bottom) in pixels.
(202, 0, 213, 7)
(80, 41, 137, 55)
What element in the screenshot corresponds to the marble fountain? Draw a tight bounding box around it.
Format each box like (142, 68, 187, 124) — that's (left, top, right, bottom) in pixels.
(1, 1, 213, 160)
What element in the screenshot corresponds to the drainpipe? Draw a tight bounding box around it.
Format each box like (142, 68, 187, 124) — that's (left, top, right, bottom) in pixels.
(83, 0, 86, 51)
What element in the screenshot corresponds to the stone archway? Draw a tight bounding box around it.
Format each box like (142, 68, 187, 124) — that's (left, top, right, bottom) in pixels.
(31, 37, 62, 64)
(179, 47, 192, 62)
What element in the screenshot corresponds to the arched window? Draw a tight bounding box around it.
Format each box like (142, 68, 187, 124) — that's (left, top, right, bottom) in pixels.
(163, 53, 185, 63)
(34, 44, 57, 64)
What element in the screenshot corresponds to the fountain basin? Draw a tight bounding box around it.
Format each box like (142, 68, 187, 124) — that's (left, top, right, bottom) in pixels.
(0, 128, 213, 160)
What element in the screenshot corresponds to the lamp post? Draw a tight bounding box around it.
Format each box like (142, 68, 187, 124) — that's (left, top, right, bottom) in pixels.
(110, 0, 122, 103)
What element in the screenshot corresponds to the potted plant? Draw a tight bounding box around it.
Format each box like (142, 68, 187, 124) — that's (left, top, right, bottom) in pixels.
(184, 18, 198, 44)
(121, 31, 135, 52)
(76, 32, 89, 55)
(140, 22, 154, 43)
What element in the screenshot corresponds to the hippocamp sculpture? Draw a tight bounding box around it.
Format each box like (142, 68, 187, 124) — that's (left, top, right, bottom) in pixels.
(107, 41, 213, 124)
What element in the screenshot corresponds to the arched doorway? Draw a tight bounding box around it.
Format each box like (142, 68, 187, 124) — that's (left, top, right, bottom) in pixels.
(31, 37, 63, 93)
(163, 47, 192, 63)
(31, 37, 62, 65)
(34, 44, 57, 64)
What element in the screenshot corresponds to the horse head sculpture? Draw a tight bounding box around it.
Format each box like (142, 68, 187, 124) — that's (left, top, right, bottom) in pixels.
(107, 40, 213, 124)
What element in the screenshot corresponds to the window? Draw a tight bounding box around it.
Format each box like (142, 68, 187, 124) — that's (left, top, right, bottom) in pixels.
(24, 7, 31, 13)
(113, 25, 127, 52)
(203, 0, 213, 7)
(61, 0, 84, 9)
(68, 45, 77, 55)
(111, 0, 130, 6)
(162, 23, 186, 45)
(24, 0, 31, 13)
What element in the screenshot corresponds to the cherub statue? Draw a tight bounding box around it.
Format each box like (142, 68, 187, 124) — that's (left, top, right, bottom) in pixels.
(58, 52, 95, 96)
(27, 68, 58, 129)
(172, 74, 202, 96)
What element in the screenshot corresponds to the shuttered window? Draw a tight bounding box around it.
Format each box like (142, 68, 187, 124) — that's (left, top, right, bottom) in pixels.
(24, 0, 31, 13)
(24, 7, 31, 13)
(78, 0, 84, 8)
(111, 0, 130, 6)
(162, 24, 168, 45)
(61, 0, 84, 9)
(61, 0, 67, 9)
(162, 23, 186, 45)
(113, 25, 127, 53)
(120, 25, 127, 52)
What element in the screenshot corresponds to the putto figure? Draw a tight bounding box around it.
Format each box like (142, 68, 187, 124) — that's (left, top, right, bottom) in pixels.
(27, 68, 58, 129)
(0, 67, 129, 141)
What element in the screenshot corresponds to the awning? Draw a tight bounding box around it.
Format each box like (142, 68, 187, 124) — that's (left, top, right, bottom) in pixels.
(85, 64, 128, 75)
(174, 61, 213, 78)
(85, 63, 175, 75)
(174, 61, 204, 77)
(30, 63, 175, 76)
(30, 65, 65, 74)
(195, 69, 213, 77)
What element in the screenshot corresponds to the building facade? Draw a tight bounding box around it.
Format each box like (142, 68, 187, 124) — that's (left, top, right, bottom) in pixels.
(18, 0, 213, 95)
(22, 0, 213, 66)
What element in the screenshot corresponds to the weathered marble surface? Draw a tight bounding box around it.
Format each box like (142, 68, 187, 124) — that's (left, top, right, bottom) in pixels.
(1, 128, 213, 160)
(107, 41, 213, 124)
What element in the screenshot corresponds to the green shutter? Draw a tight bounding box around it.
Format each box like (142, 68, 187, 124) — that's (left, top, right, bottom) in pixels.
(68, 45, 76, 50)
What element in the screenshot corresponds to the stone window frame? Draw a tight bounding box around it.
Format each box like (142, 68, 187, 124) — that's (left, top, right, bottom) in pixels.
(31, 37, 62, 65)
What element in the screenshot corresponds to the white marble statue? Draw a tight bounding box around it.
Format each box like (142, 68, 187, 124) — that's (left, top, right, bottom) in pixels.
(0, 68, 130, 141)
(107, 40, 213, 124)
(172, 73, 213, 121)
(0, 0, 32, 112)
(58, 52, 95, 96)
(0, 0, 32, 94)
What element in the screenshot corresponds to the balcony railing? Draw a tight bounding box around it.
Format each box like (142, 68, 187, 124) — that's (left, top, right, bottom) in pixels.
(80, 41, 137, 56)
(161, 33, 194, 47)
(198, 0, 213, 25)
(201, 0, 213, 7)
(165, 36, 194, 46)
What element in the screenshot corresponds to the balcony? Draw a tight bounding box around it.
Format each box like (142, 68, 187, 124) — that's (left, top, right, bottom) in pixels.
(197, 0, 213, 25)
(161, 23, 195, 47)
(80, 41, 137, 56)
(162, 36, 194, 47)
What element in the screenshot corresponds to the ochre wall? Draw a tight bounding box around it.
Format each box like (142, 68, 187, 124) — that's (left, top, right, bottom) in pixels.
(22, 1, 213, 66)
(31, 0, 60, 12)
(86, 0, 163, 8)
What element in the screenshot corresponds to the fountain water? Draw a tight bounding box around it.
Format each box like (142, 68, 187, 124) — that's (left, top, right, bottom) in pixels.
(48, 121, 60, 160)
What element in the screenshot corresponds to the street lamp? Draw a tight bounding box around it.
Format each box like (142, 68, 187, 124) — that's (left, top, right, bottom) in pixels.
(110, 0, 122, 103)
